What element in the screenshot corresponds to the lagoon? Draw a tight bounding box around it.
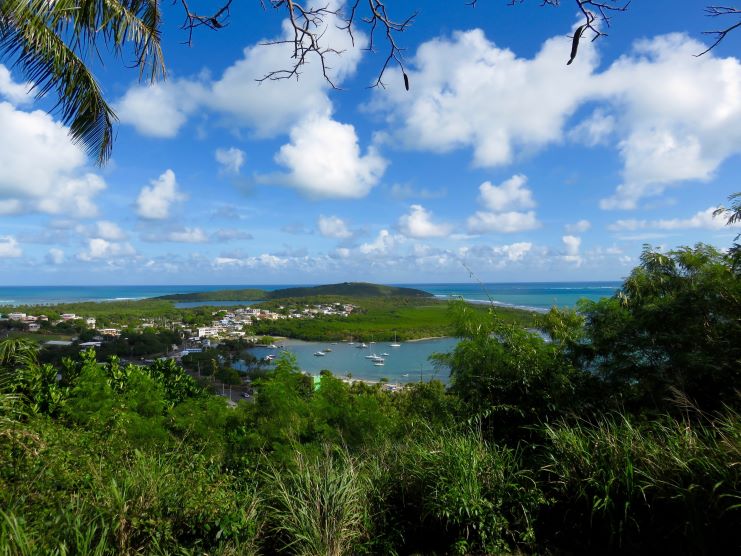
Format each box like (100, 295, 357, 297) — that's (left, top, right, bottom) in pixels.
(243, 337, 458, 384)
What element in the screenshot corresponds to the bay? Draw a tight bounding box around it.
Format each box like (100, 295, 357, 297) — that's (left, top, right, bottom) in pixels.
(242, 337, 459, 384)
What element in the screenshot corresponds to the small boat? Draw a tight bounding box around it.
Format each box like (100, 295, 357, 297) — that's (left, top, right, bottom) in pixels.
(264, 354, 275, 362)
(381, 352, 390, 357)
(268, 344, 278, 349)
(357, 343, 368, 348)
(323, 348, 332, 352)
(390, 333, 401, 347)
(313, 351, 326, 357)
(374, 361, 385, 366)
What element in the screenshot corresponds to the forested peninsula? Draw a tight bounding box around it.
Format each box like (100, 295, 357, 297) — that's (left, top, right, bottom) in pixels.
(155, 282, 433, 302)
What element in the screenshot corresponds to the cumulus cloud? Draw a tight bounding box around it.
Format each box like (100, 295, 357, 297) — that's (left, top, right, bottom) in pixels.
(565, 219, 591, 233)
(568, 109, 615, 146)
(318, 215, 353, 239)
(0, 102, 106, 217)
(115, 78, 207, 138)
(375, 30, 741, 210)
(398, 204, 452, 238)
(95, 221, 127, 241)
(562, 235, 582, 265)
(0, 65, 31, 105)
(467, 210, 540, 233)
(167, 228, 209, 243)
(115, 0, 365, 139)
(478, 175, 535, 212)
(215, 147, 246, 174)
(466, 175, 540, 233)
(136, 170, 186, 220)
(77, 238, 135, 261)
(359, 229, 402, 256)
(0, 236, 22, 257)
(271, 114, 387, 198)
(374, 28, 597, 167)
(608, 207, 741, 232)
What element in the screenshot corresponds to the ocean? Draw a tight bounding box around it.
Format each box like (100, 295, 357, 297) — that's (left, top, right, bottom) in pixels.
(0, 282, 621, 310)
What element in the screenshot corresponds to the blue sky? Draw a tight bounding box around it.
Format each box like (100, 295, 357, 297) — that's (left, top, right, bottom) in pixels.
(1, 0, 740, 285)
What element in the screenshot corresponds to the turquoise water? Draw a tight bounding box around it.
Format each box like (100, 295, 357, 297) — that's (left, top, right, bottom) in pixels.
(243, 338, 458, 384)
(0, 282, 620, 311)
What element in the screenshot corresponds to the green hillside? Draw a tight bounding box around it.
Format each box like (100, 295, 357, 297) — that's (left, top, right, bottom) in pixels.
(156, 288, 267, 302)
(268, 282, 432, 299)
(155, 282, 432, 302)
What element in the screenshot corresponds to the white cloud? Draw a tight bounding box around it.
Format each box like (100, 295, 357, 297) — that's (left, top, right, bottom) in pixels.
(167, 228, 209, 243)
(215, 147, 246, 174)
(374, 28, 597, 167)
(272, 114, 387, 198)
(565, 219, 591, 233)
(46, 248, 64, 265)
(596, 35, 741, 209)
(95, 221, 126, 241)
(398, 204, 452, 238)
(465, 175, 540, 234)
(0, 236, 22, 257)
(467, 210, 540, 233)
(562, 235, 582, 265)
(478, 175, 535, 212)
(569, 109, 615, 146)
(116, 1, 365, 138)
(318, 215, 352, 239)
(0, 102, 106, 217)
(359, 229, 402, 256)
(0, 65, 31, 105)
(115, 78, 207, 138)
(609, 206, 741, 232)
(376, 30, 741, 209)
(136, 170, 186, 219)
(499, 242, 533, 262)
(77, 238, 135, 261)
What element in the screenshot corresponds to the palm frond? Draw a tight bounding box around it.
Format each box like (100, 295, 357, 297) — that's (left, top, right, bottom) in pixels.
(0, 0, 165, 164)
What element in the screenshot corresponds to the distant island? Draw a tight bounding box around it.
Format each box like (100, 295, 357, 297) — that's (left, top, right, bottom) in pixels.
(155, 282, 433, 302)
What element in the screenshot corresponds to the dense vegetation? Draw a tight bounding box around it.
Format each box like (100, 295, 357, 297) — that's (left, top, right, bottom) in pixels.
(252, 297, 534, 341)
(1, 244, 739, 554)
(156, 282, 432, 302)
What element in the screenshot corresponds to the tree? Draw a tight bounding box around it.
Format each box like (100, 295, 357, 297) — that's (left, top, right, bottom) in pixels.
(578, 243, 741, 411)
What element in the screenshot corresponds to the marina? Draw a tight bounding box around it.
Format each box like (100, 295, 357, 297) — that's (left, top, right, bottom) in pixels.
(243, 337, 458, 384)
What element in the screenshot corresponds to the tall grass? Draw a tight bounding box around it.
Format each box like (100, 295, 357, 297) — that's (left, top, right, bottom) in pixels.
(263, 446, 369, 556)
(541, 409, 741, 552)
(372, 428, 542, 555)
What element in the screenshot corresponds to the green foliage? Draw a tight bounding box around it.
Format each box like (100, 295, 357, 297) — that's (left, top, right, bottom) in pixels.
(388, 429, 543, 554)
(263, 447, 369, 556)
(442, 301, 585, 440)
(0, 238, 739, 553)
(540, 411, 740, 553)
(579, 243, 741, 411)
(253, 297, 534, 341)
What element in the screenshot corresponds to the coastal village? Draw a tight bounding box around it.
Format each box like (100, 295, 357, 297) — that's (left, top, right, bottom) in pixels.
(0, 301, 357, 349)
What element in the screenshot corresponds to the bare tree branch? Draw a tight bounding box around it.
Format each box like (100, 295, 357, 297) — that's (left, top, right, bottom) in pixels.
(172, 0, 738, 92)
(697, 5, 741, 56)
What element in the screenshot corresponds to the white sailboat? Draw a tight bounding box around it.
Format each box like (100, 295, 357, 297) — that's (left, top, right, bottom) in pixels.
(390, 333, 401, 348)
